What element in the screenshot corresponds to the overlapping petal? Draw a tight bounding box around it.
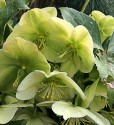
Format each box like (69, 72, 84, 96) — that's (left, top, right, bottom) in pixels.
(52, 101, 110, 125)
(16, 70, 86, 101)
(91, 10, 114, 42)
(60, 25, 94, 76)
(0, 37, 50, 91)
(7, 9, 74, 63)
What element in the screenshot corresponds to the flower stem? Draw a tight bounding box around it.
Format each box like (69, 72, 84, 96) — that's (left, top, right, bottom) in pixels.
(81, 0, 91, 12)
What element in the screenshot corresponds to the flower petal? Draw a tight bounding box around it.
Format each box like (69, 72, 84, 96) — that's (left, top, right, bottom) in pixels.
(16, 70, 46, 100)
(3, 37, 50, 74)
(42, 7, 57, 17)
(60, 53, 80, 77)
(72, 25, 94, 73)
(52, 101, 111, 125)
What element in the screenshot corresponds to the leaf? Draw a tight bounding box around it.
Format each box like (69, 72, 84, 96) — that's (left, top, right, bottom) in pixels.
(65, 0, 84, 11)
(107, 32, 114, 55)
(0, 107, 18, 124)
(81, 79, 99, 108)
(0, 104, 33, 108)
(85, 0, 114, 17)
(37, 101, 56, 107)
(0, 0, 29, 44)
(95, 55, 109, 79)
(52, 101, 111, 125)
(95, 33, 114, 79)
(60, 7, 102, 49)
(107, 88, 114, 107)
(5, 120, 27, 125)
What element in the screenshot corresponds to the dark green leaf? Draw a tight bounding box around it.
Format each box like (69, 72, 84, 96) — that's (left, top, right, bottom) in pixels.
(5, 120, 27, 125)
(95, 33, 114, 79)
(0, 0, 29, 45)
(65, 0, 85, 11)
(85, 0, 114, 17)
(107, 88, 114, 107)
(60, 7, 102, 49)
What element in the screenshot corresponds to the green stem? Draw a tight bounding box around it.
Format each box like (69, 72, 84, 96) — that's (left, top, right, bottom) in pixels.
(81, 0, 91, 12)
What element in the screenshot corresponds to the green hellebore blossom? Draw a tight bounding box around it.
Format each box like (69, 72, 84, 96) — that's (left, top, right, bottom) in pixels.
(7, 8, 52, 42)
(7, 8, 74, 63)
(16, 70, 86, 101)
(0, 37, 50, 92)
(91, 10, 114, 42)
(52, 101, 111, 125)
(60, 25, 95, 77)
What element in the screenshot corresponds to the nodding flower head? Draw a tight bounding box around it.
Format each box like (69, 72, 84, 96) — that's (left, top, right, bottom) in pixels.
(91, 10, 114, 42)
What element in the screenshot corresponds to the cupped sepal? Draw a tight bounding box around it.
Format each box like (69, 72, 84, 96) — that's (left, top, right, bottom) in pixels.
(16, 70, 86, 101)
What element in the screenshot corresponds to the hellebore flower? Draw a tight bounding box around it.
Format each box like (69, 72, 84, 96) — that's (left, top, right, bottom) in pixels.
(60, 25, 95, 77)
(7, 7, 94, 77)
(7, 8, 74, 62)
(0, 37, 50, 92)
(16, 70, 86, 101)
(52, 101, 110, 125)
(91, 10, 114, 42)
(7, 8, 53, 43)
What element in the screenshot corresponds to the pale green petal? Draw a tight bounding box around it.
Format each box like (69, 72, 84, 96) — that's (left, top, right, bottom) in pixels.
(0, 50, 19, 91)
(16, 70, 85, 101)
(72, 25, 93, 52)
(19, 8, 51, 31)
(52, 101, 110, 125)
(3, 37, 50, 74)
(71, 25, 94, 73)
(0, 37, 50, 91)
(41, 17, 74, 62)
(99, 16, 114, 37)
(41, 34, 69, 62)
(99, 16, 114, 28)
(7, 25, 38, 42)
(0, 66, 19, 91)
(0, 107, 18, 124)
(17, 71, 46, 91)
(91, 10, 105, 23)
(44, 17, 74, 38)
(49, 71, 86, 100)
(60, 53, 80, 77)
(16, 71, 46, 100)
(42, 7, 57, 17)
(16, 86, 38, 101)
(52, 101, 87, 120)
(78, 44, 95, 73)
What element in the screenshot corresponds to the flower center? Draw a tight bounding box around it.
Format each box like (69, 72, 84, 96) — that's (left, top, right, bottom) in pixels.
(34, 33, 49, 50)
(37, 80, 71, 101)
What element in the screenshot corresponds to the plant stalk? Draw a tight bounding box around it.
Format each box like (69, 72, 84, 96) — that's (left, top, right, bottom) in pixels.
(81, 0, 91, 12)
